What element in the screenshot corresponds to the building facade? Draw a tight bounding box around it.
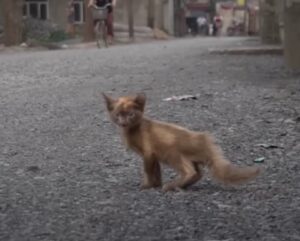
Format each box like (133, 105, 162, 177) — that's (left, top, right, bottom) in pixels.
(0, 0, 179, 36)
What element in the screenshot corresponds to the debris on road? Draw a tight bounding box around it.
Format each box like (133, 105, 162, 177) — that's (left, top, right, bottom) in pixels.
(26, 165, 41, 173)
(254, 157, 265, 163)
(212, 201, 232, 209)
(255, 143, 283, 149)
(284, 118, 296, 124)
(163, 94, 199, 101)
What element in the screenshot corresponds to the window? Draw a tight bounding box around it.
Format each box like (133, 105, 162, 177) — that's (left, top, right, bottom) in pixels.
(23, 0, 49, 20)
(23, 5, 27, 16)
(40, 4, 47, 20)
(74, 0, 85, 23)
(29, 3, 38, 18)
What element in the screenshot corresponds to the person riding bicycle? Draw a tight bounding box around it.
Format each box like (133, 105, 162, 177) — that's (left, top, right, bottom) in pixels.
(88, 0, 116, 44)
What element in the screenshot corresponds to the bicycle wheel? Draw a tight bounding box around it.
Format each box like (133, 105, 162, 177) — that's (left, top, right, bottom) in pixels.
(102, 20, 108, 48)
(95, 21, 101, 48)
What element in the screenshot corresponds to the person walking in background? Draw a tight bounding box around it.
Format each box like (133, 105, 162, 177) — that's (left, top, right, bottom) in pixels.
(88, 0, 117, 45)
(197, 16, 208, 36)
(213, 14, 223, 36)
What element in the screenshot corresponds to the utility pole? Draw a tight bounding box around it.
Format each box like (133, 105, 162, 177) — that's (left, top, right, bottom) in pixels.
(284, 0, 300, 69)
(210, 0, 216, 22)
(243, 0, 248, 34)
(147, 0, 155, 29)
(259, 0, 280, 44)
(83, 0, 95, 42)
(3, 0, 23, 46)
(127, 0, 134, 40)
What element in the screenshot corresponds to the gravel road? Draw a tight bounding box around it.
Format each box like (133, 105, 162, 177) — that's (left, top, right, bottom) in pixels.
(0, 37, 299, 241)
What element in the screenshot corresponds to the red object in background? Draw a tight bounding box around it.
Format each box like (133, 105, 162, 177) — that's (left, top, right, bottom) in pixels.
(186, 2, 210, 12)
(220, 2, 234, 10)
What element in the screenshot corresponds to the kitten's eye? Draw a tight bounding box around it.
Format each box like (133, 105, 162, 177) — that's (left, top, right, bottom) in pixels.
(128, 112, 135, 118)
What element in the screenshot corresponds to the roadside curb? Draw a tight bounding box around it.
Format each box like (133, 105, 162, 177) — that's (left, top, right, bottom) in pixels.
(209, 46, 283, 55)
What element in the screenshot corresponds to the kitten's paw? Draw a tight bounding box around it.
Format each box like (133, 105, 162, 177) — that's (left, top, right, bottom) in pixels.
(140, 183, 153, 190)
(162, 184, 176, 192)
(140, 181, 161, 190)
(162, 184, 184, 192)
(152, 181, 162, 188)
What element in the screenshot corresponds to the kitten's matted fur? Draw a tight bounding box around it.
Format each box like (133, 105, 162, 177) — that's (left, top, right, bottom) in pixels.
(103, 93, 260, 191)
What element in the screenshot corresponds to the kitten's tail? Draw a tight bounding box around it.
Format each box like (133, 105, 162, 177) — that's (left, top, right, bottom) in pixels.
(204, 133, 261, 184)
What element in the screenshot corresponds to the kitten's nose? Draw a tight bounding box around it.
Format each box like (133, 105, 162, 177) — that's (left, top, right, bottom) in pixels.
(118, 117, 127, 127)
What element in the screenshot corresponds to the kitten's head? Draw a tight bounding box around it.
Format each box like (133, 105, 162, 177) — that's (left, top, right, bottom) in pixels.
(102, 93, 146, 128)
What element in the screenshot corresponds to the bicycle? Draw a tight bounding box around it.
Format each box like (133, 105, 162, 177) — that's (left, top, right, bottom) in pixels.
(90, 3, 111, 48)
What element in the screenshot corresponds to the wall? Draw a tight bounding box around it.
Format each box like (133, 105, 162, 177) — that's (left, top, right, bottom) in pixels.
(0, 0, 4, 26)
(49, 0, 68, 30)
(216, 4, 234, 35)
(114, 0, 148, 27)
(164, 0, 175, 35)
(216, 1, 259, 36)
(153, 0, 174, 35)
(259, 0, 281, 43)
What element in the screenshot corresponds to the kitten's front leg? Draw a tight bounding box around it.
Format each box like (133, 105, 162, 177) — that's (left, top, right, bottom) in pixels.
(141, 156, 162, 189)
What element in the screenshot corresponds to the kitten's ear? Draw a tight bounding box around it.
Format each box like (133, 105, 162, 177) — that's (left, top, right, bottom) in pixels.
(102, 93, 116, 112)
(134, 93, 146, 111)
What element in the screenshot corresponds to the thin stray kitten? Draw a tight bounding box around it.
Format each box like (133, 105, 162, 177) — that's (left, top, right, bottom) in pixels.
(103, 93, 260, 191)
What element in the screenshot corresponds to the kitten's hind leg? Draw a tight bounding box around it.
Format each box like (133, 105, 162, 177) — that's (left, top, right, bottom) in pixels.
(162, 159, 202, 192)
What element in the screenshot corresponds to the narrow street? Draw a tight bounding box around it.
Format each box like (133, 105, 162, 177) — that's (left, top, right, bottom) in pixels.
(0, 37, 299, 241)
